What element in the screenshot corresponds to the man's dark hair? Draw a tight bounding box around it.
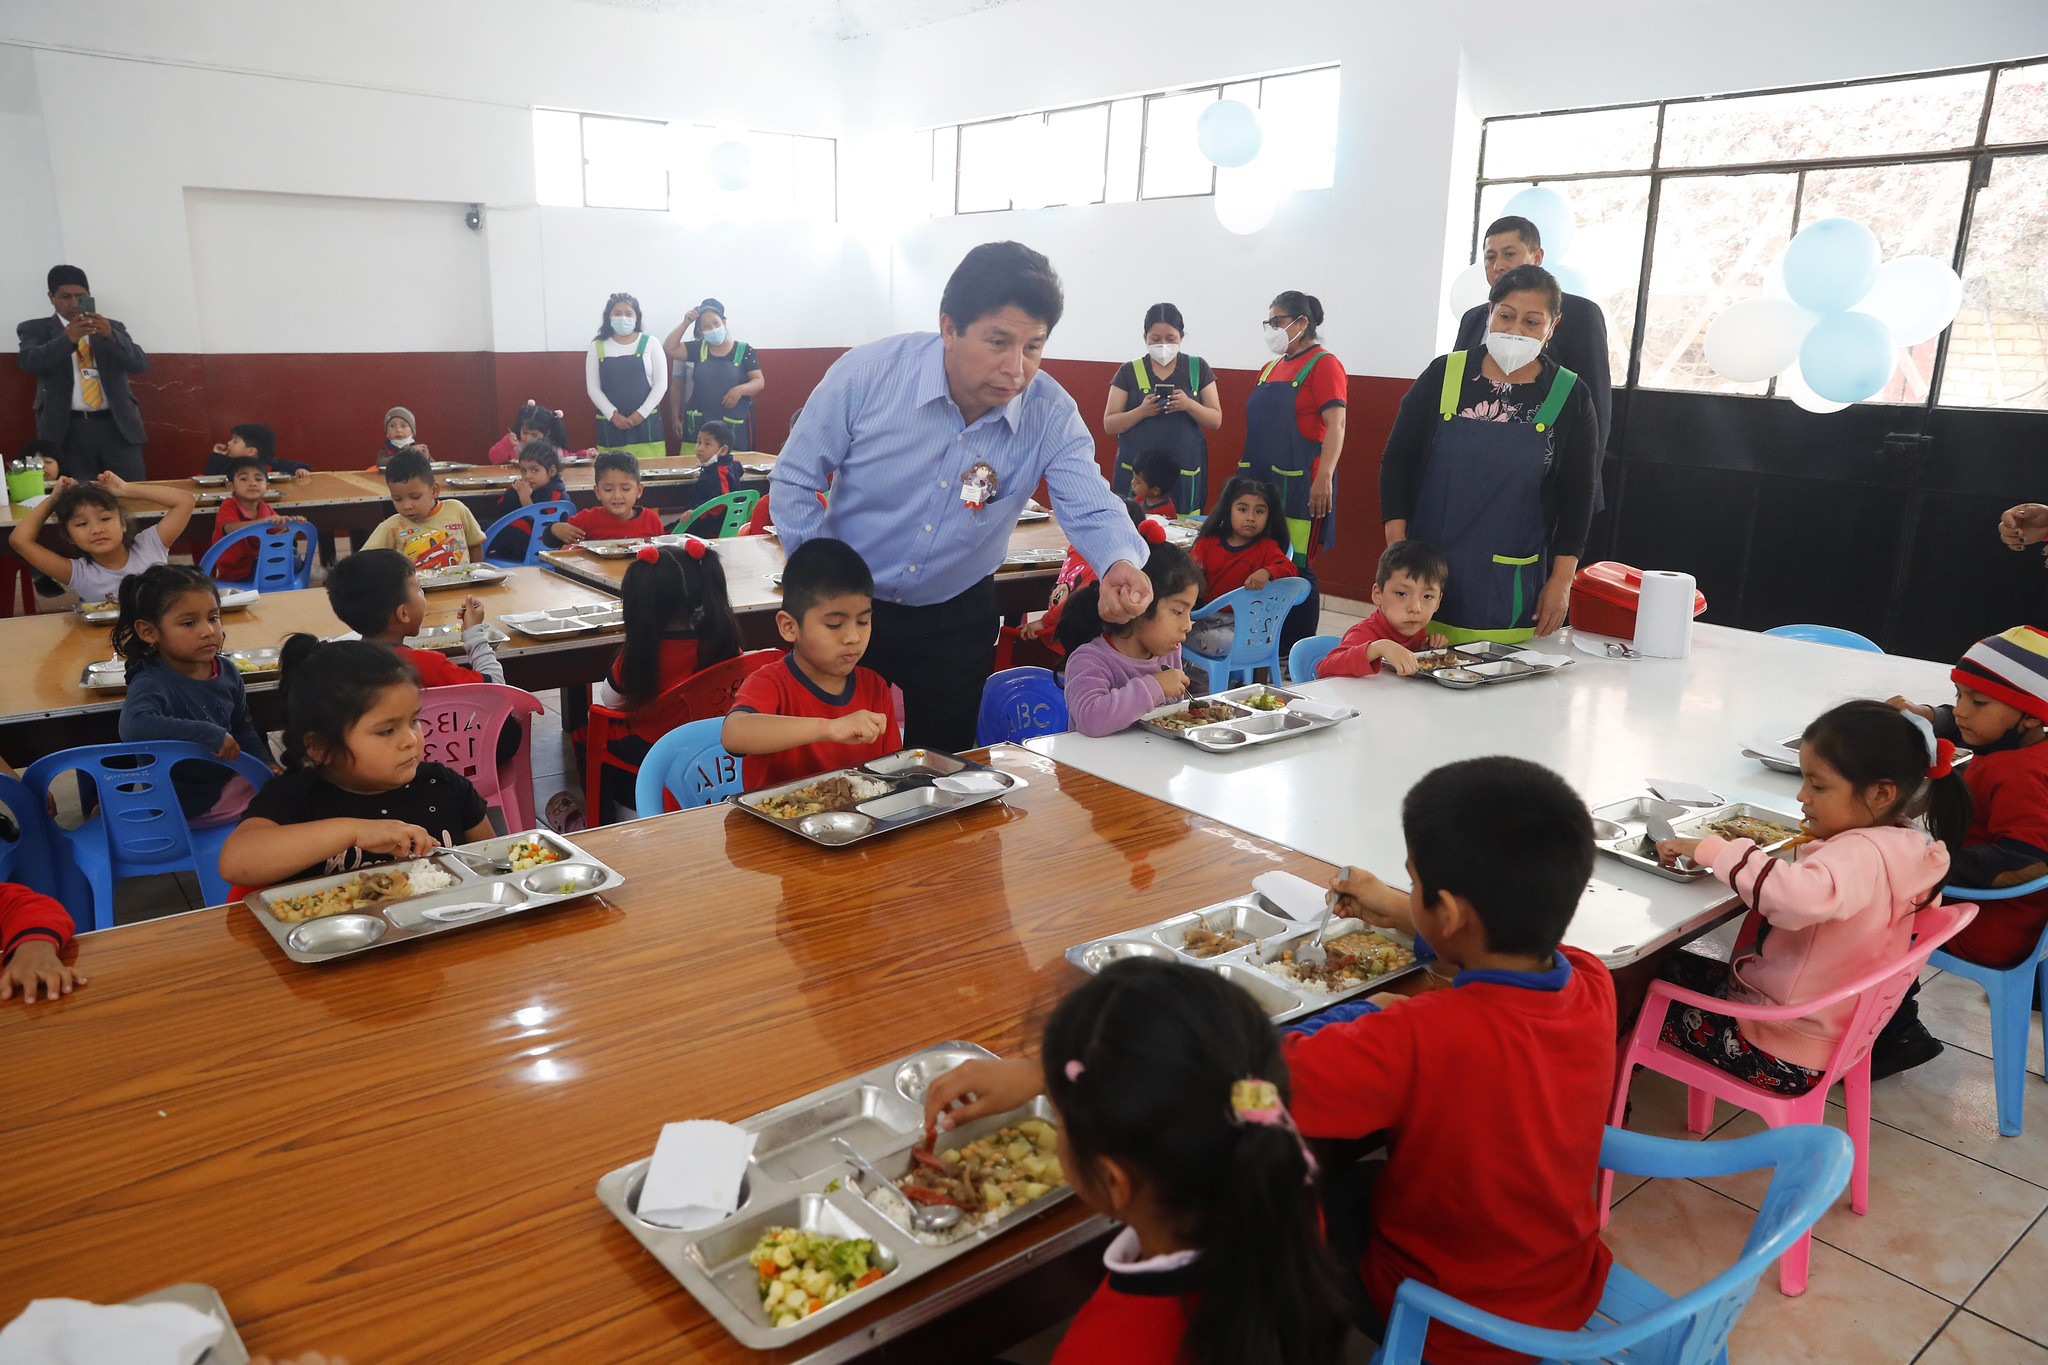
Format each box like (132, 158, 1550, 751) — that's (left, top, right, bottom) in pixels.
(781, 537, 874, 624)
(1485, 215, 1542, 251)
(1402, 756, 1593, 957)
(224, 455, 268, 485)
(1489, 263, 1562, 319)
(1376, 539, 1449, 590)
(1132, 447, 1180, 498)
(230, 422, 276, 463)
(47, 265, 88, 293)
(383, 448, 434, 487)
(940, 241, 1064, 334)
(594, 450, 641, 484)
(324, 548, 415, 637)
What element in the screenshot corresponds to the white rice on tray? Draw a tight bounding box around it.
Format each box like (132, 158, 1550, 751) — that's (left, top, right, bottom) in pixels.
(408, 865, 460, 894)
(864, 1181, 987, 1247)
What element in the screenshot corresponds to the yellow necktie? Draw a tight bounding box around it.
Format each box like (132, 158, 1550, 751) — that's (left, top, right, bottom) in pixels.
(77, 336, 104, 410)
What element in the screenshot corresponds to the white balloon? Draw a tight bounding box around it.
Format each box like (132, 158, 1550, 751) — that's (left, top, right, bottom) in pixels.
(1447, 262, 1490, 319)
(1214, 164, 1283, 235)
(1853, 256, 1964, 346)
(1777, 360, 1849, 414)
(1702, 298, 1818, 382)
(709, 139, 752, 192)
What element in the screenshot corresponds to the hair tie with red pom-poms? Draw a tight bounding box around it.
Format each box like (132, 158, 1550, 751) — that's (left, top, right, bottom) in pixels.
(635, 545, 660, 563)
(684, 537, 707, 560)
(1138, 518, 1167, 545)
(1929, 737, 1956, 780)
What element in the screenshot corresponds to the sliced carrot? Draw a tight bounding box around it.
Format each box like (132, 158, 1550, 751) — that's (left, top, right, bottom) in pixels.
(854, 1268, 884, 1289)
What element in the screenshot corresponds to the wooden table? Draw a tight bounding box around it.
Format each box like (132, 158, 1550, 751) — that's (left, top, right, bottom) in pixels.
(0, 748, 1334, 1363)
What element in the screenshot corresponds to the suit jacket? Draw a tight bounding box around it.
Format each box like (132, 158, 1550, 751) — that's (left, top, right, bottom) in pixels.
(1456, 292, 1611, 455)
(16, 314, 150, 446)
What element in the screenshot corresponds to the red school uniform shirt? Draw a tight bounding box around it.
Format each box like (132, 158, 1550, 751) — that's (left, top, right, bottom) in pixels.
(1284, 947, 1617, 1365)
(209, 495, 274, 581)
(1051, 1250, 1199, 1365)
(1, 881, 74, 961)
(729, 653, 900, 790)
(565, 504, 666, 541)
(1950, 741, 2048, 968)
(1264, 344, 1349, 443)
(397, 645, 489, 689)
(607, 634, 702, 701)
(1318, 609, 1428, 678)
(1189, 534, 1299, 600)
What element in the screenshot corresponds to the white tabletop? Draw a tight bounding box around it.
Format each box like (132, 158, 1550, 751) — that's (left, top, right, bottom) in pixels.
(1025, 624, 1953, 966)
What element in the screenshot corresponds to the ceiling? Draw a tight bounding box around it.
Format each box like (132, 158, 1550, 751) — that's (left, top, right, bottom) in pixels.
(571, 0, 1030, 40)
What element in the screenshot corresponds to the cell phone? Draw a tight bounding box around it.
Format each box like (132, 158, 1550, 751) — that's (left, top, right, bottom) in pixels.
(78, 295, 96, 315)
(1153, 384, 1176, 402)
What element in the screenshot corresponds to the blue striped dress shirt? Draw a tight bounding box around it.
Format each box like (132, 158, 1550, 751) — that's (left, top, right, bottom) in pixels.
(770, 331, 1148, 607)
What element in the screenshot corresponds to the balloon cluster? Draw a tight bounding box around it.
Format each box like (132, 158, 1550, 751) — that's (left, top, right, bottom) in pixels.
(1704, 217, 1962, 412)
(1446, 186, 1593, 318)
(1196, 99, 1282, 236)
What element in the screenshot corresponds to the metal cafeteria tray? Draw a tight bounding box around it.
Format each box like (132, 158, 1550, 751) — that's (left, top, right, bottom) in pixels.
(194, 489, 285, 507)
(1591, 794, 1807, 882)
(1015, 508, 1051, 523)
(127, 1282, 249, 1365)
(191, 473, 227, 486)
(445, 473, 521, 488)
(223, 646, 283, 677)
(77, 587, 255, 626)
(730, 750, 1025, 848)
(500, 602, 626, 637)
(415, 564, 509, 591)
(79, 658, 129, 691)
(1741, 732, 1974, 777)
(581, 538, 654, 558)
(1064, 889, 1424, 1026)
(428, 461, 465, 472)
(1408, 640, 1566, 690)
(640, 465, 691, 480)
(744, 462, 776, 476)
(405, 621, 512, 650)
(241, 830, 623, 965)
(596, 1040, 1077, 1351)
(1138, 684, 1355, 752)
(1000, 547, 1066, 568)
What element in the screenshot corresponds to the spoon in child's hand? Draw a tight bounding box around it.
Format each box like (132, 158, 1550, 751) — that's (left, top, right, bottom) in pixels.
(1294, 890, 1339, 967)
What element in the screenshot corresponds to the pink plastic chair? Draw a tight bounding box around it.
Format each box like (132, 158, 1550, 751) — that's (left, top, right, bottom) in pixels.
(417, 682, 547, 834)
(1602, 899, 1976, 1297)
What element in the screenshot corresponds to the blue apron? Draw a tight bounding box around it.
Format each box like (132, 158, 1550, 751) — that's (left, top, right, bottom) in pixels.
(684, 339, 756, 451)
(1113, 355, 1208, 513)
(1409, 349, 1577, 644)
(1238, 346, 1334, 565)
(595, 335, 664, 459)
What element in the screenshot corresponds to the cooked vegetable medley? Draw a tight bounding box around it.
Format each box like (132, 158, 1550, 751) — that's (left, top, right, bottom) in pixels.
(895, 1117, 1065, 1218)
(506, 838, 563, 871)
(749, 1228, 886, 1328)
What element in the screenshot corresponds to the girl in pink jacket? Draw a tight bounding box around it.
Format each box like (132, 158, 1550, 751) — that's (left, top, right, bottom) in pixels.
(1652, 700, 1970, 1094)
(1058, 527, 1205, 737)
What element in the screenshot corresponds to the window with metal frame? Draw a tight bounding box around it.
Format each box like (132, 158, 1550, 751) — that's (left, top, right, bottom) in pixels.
(532, 110, 838, 222)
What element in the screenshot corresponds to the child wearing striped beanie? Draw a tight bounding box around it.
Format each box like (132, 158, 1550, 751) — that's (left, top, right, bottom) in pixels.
(1891, 624, 2048, 969)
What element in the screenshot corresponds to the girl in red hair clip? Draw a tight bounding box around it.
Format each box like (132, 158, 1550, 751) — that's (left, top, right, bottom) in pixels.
(1056, 525, 1207, 737)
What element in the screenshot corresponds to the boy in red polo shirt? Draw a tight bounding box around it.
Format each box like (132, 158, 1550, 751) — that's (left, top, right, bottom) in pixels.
(549, 451, 668, 544)
(1318, 540, 1452, 678)
(1285, 756, 1616, 1365)
(723, 537, 900, 790)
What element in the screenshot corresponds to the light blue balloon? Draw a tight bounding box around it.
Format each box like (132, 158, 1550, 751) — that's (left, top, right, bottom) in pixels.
(1196, 99, 1263, 168)
(1798, 310, 1896, 403)
(1549, 262, 1592, 298)
(1781, 217, 1880, 315)
(1501, 186, 1576, 259)
(710, 139, 753, 192)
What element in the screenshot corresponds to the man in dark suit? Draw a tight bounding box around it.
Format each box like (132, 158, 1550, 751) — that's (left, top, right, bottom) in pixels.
(1454, 216, 1612, 508)
(16, 264, 150, 481)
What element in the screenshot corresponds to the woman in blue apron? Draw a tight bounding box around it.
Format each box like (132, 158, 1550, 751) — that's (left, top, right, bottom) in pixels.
(1377, 264, 1601, 645)
(1102, 302, 1220, 514)
(1238, 291, 1348, 566)
(584, 292, 667, 462)
(664, 297, 765, 452)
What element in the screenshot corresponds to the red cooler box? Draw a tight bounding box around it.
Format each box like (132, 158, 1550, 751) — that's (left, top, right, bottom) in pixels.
(1569, 562, 1707, 639)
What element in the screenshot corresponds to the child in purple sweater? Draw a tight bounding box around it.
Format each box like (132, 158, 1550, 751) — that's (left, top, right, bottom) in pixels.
(1057, 527, 1206, 736)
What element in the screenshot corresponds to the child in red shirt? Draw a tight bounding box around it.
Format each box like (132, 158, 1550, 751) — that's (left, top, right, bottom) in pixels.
(1318, 540, 1451, 678)
(210, 455, 311, 583)
(1289, 756, 1616, 1365)
(723, 537, 899, 790)
(1185, 475, 1297, 658)
(550, 451, 668, 544)
(1, 881, 82, 1002)
(1022, 501, 1148, 653)
(1128, 447, 1180, 520)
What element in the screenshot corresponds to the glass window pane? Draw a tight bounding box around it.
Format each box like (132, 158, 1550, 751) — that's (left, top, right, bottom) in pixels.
(957, 118, 1016, 213)
(794, 135, 836, 223)
(1799, 161, 1968, 401)
(1045, 103, 1109, 206)
(1940, 152, 2048, 411)
(582, 114, 669, 211)
(1482, 106, 1658, 179)
(1105, 99, 1141, 203)
(1988, 62, 2048, 145)
(1478, 177, 1650, 384)
(1258, 67, 1340, 191)
(1661, 71, 1989, 167)
(1142, 89, 1217, 198)
(533, 109, 584, 207)
(931, 126, 958, 216)
(1639, 172, 1800, 392)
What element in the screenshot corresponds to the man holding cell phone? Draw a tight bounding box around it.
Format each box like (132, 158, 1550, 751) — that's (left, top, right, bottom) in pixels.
(16, 264, 151, 481)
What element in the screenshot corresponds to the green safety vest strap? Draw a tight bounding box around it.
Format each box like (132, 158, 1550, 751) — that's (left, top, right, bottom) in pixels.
(1257, 347, 1326, 388)
(1131, 355, 1202, 395)
(1533, 366, 1577, 433)
(1438, 354, 1577, 430)
(1439, 349, 1468, 420)
(597, 335, 651, 360)
(697, 339, 750, 368)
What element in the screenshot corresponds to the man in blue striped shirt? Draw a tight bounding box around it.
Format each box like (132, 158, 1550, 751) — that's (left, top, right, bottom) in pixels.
(773, 242, 1153, 750)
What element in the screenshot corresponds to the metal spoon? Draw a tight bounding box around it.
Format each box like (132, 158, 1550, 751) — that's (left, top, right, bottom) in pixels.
(830, 1137, 961, 1234)
(1293, 889, 1340, 968)
(439, 847, 511, 875)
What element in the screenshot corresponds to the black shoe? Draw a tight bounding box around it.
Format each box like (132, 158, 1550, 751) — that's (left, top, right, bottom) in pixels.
(1869, 1019, 1943, 1081)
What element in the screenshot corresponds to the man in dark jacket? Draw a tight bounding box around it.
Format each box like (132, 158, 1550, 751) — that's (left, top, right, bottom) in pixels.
(16, 264, 150, 481)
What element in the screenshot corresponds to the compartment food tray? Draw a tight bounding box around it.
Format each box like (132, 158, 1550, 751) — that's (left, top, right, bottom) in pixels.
(1065, 889, 1424, 1025)
(1739, 732, 1976, 777)
(415, 564, 508, 591)
(1137, 684, 1356, 752)
(596, 1040, 1080, 1350)
(1591, 794, 1808, 882)
(500, 602, 626, 636)
(127, 1283, 248, 1365)
(72, 587, 257, 625)
(194, 489, 284, 507)
(580, 539, 653, 559)
(240, 830, 623, 964)
(729, 750, 1025, 848)
(1407, 640, 1568, 689)
(444, 473, 521, 488)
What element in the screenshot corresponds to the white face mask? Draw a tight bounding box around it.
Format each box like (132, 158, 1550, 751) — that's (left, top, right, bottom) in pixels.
(610, 314, 635, 335)
(389, 435, 413, 448)
(1147, 342, 1179, 367)
(1261, 322, 1293, 355)
(1484, 330, 1544, 375)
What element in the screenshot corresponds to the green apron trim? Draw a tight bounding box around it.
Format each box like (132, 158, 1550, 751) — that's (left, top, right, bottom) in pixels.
(1532, 365, 1578, 432)
(1257, 349, 1326, 388)
(1437, 352, 1577, 430)
(697, 339, 752, 369)
(1439, 349, 1469, 420)
(1429, 622, 1537, 645)
(1493, 552, 1541, 625)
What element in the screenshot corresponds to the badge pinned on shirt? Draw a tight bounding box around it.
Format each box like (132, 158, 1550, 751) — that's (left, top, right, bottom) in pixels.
(960, 461, 998, 511)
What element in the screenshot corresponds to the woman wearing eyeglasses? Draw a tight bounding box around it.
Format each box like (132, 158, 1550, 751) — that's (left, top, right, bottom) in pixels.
(585, 291, 667, 462)
(1238, 290, 1346, 564)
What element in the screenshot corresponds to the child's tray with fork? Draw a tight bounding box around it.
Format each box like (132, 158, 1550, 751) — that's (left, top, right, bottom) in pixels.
(241, 830, 624, 965)
(595, 1039, 1086, 1350)
(414, 564, 508, 591)
(1590, 792, 1808, 883)
(579, 538, 655, 559)
(1405, 640, 1572, 689)
(1136, 684, 1356, 753)
(1064, 884, 1423, 1026)
(499, 601, 625, 636)
(193, 489, 285, 508)
(728, 749, 1026, 848)
(72, 587, 258, 625)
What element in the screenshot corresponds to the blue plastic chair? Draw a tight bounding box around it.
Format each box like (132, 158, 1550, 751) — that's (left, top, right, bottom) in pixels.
(1930, 875, 2048, 1136)
(1371, 1124, 1853, 1365)
(0, 770, 68, 902)
(1185, 577, 1314, 690)
(1287, 633, 1342, 683)
(482, 499, 574, 568)
(1763, 624, 1882, 653)
(634, 717, 742, 815)
(975, 667, 1069, 747)
(22, 742, 275, 929)
(199, 520, 314, 593)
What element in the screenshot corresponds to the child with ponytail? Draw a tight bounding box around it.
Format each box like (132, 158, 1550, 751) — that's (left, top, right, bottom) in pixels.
(596, 540, 742, 802)
(1056, 524, 1204, 737)
(921, 956, 1350, 1365)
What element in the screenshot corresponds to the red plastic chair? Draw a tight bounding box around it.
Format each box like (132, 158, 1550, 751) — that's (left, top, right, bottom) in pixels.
(0, 555, 39, 617)
(583, 649, 779, 823)
(1602, 899, 1976, 1296)
(417, 682, 547, 833)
